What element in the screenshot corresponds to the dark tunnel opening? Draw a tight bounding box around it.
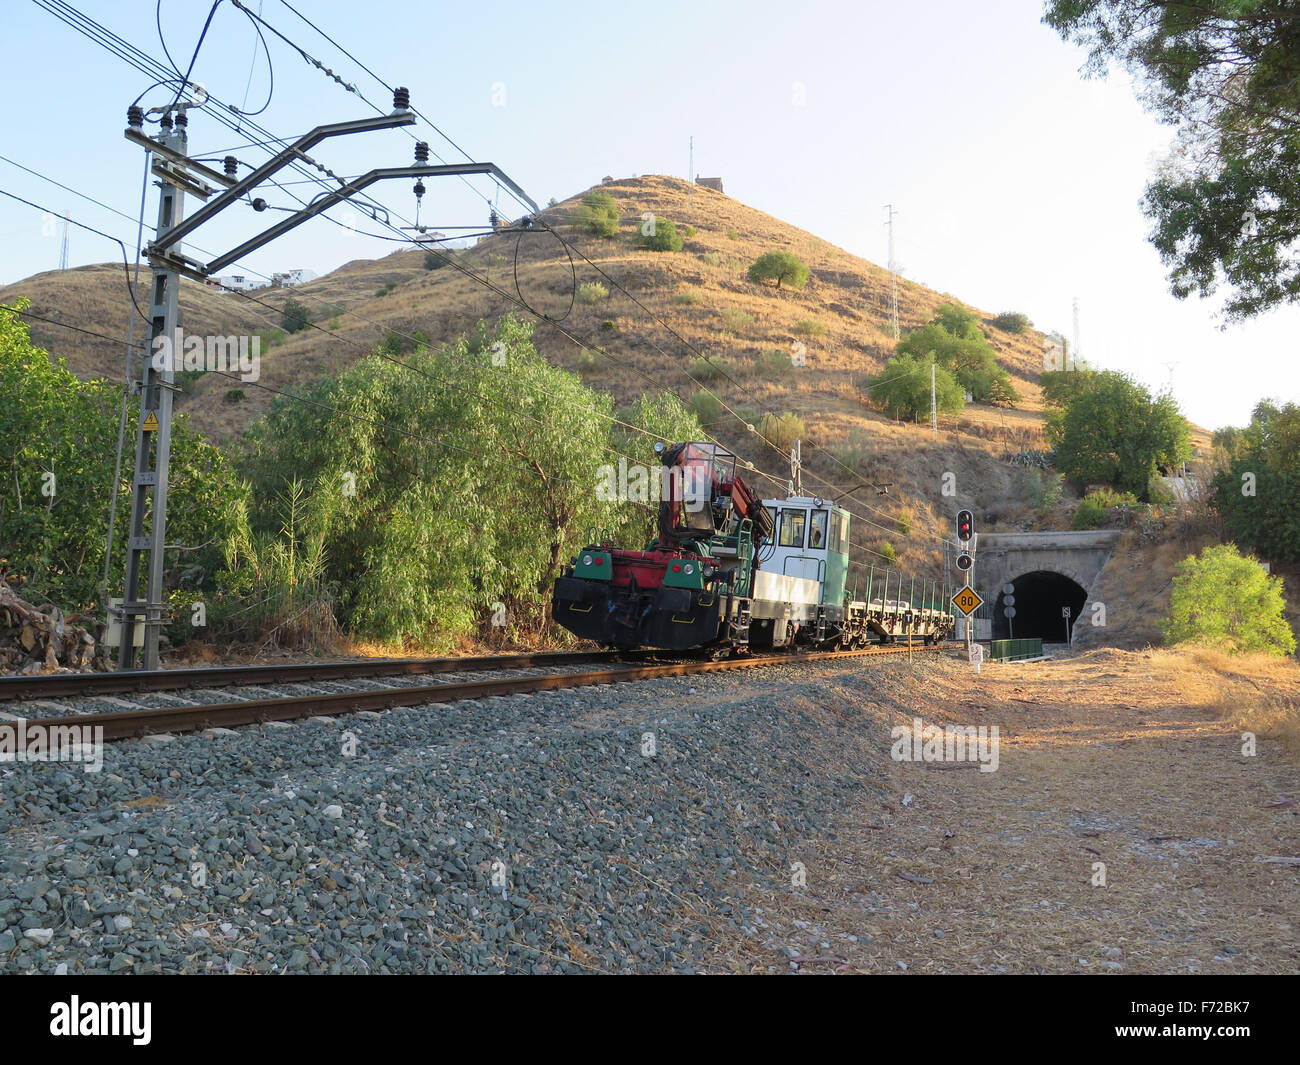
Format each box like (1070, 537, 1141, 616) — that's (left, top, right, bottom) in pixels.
(991, 570, 1088, 643)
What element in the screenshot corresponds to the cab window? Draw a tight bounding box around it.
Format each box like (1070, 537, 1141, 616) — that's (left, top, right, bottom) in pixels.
(809, 510, 829, 550)
(777, 509, 805, 548)
(826, 509, 841, 552)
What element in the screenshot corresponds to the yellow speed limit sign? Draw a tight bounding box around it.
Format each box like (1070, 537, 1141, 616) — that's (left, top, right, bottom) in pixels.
(951, 587, 984, 616)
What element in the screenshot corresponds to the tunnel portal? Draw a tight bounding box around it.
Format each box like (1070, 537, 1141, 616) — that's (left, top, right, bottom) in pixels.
(991, 570, 1088, 642)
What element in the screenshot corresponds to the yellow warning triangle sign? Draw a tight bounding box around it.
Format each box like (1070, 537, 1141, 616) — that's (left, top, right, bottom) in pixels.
(142, 410, 159, 432)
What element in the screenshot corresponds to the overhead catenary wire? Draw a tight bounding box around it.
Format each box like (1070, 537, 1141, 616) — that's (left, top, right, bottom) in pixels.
(23, 5, 944, 577)
(540, 220, 955, 543)
(1, 137, 921, 571)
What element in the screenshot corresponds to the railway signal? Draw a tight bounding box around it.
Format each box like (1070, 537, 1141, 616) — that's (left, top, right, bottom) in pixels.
(956, 552, 973, 571)
(957, 509, 974, 543)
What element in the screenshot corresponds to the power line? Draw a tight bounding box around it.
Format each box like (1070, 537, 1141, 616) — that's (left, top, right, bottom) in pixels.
(0, 186, 148, 325)
(539, 220, 947, 548)
(15, 4, 947, 575)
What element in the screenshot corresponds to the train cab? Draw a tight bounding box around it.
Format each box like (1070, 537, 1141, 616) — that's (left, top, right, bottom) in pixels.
(760, 496, 850, 607)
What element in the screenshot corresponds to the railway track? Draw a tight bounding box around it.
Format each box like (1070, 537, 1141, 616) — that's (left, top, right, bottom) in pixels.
(0, 648, 649, 701)
(0, 643, 957, 743)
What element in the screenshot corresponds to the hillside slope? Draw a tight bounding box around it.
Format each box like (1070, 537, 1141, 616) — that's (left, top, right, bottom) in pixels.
(2, 175, 1218, 618)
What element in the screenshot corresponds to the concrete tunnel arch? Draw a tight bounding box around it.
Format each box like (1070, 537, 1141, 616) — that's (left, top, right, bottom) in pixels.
(991, 570, 1088, 642)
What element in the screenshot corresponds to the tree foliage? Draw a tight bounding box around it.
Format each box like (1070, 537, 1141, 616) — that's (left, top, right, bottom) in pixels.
(0, 302, 240, 612)
(1048, 369, 1190, 498)
(237, 316, 702, 647)
(572, 191, 620, 238)
(747, 251, 809, 290)
(1044, 1, 1300, 320)
(1161, 543, 1296, 656)
(1211, 399, 1300, 561)
(281, 297, 312, 334)
(866, 352, 964, 420)
(992, 311, 1032, 333)
(635, 217, 683, 252)
(895, 304, 1018, 404)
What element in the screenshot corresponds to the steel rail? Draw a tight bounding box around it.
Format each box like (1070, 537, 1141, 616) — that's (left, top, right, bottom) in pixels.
(0, 649, 653, 702)
(11, 644, 958, 742)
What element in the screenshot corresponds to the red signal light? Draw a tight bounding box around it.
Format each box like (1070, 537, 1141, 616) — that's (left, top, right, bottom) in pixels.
(957, 509, 974, 543)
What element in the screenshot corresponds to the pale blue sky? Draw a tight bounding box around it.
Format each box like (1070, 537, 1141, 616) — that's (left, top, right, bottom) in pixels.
(3, 0, 1297, 431)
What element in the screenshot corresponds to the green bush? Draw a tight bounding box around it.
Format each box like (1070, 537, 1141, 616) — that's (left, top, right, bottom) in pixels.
(573, 191, 620, 238)
(721, 308, 755, 332)
(747, 251, 809, 290)
(424, 250, 449, 270)
(236, 315, 654, 646)
(1072, 487, 1139, 529)
(635, 216, 683, 252)
(897, 512, 912, 536)
(754, 348, 791, 377)
(879, 542, 898, 564)
(0, 303, 240, 612)
(634, 217, 686, 252)
(1162, 544, 1296, 655)
(867, 353, 963, 420)
(1212, 401, 1300, 562)
(600, 319, 616, 331)
(224, 389, 246, 404)
(992, 311, 1031, 333)
(682, 225, 697, 238)
(1072, 494, 1108, 530)
(1026, 470, 1064, 513)
(758, 411, 806, 453)
(577, 281, 609, 304)
(687, 356, 728, 381)
(793, 318, 826, 336)
(281, 297, 312, 333)
(896, 305, 1018, 405)
(1146, 477, 1177, 506)
(832, 429, 875, 470)
(686, 392, 724, 425)
(673, 288, 703, 305)
(702, 251, 721, 266)
(726, 227, 740, 240)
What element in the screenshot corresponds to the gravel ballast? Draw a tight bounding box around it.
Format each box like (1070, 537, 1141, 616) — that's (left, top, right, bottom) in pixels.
(0, 655, 935, 973)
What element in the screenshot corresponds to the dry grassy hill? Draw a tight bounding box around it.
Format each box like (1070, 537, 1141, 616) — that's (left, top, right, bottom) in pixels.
(2, 175, 1222, 629)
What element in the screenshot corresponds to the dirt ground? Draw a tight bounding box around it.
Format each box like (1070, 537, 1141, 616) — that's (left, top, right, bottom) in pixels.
(714, 647, 1299, 974)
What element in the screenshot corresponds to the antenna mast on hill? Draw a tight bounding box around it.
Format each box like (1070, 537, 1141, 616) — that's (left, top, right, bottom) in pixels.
(885, 204, 899, 341)
(58, 215, 69, 271)
(688, 135, 693, 207)
(1072, 296, 1081, 371)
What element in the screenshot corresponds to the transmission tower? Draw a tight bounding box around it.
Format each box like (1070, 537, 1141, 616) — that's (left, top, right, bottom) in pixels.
(885, 204, 899, 341)
(58, 215, 69, 270)
(1072, 296, 1081, 371)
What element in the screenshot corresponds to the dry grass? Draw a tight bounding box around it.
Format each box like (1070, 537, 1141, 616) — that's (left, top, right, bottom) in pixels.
(697, 649, 1299, 974)
(8, 173, 1248, 625)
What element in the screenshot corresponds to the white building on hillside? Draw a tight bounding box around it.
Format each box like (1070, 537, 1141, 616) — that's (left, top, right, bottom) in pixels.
(214, 273, 262, 292)
(270, 268, 317, 287)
